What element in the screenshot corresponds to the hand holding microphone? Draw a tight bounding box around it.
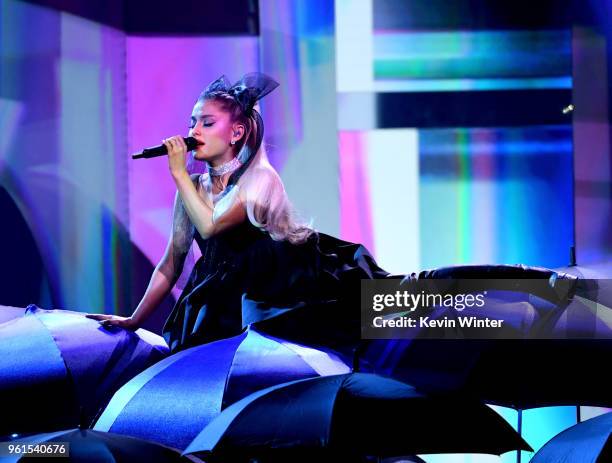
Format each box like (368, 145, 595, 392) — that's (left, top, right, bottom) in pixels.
(160, 135, 198, 177)
(132, 136, 199, 159)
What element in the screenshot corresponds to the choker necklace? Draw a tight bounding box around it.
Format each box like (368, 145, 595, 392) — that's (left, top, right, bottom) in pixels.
(208, 157, 242, 177)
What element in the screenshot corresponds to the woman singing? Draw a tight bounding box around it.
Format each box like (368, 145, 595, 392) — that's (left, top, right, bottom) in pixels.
(88, 73, 388, 354)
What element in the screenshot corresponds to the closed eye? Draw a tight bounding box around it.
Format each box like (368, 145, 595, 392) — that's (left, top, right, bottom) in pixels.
(189, 117, 214, 129)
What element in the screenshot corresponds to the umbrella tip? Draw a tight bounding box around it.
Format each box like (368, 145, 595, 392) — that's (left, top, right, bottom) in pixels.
(25, 304, 39, 314)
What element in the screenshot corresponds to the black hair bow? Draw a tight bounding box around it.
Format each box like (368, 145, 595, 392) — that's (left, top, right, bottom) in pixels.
(202, 72, 279, 116)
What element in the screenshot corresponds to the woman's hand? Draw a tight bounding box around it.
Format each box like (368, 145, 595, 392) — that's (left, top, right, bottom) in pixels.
(85, 314, 138, 330)
(163, 135, 189, 178)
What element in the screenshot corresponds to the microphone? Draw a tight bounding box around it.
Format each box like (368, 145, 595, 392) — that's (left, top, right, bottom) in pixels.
(132, 137, 199, 159)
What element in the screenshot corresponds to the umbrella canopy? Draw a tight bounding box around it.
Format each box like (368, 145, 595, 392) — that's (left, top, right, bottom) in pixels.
(93, 326, 350, 450)
(184, 373, 532, 461)
(530, 411, 612, 463)
(0, 305, 25, 324)
(361, 280, 612, 409)
(363, 337, 612, 409)
(2, 428, 202, 463)
(0, 305, 168, 438)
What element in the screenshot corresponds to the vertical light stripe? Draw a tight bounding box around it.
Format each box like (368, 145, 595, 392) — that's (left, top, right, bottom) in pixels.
(456, 129, 472, 262)
(260, 0, 339, 234)
(339, 131, 375, 255)
(366, 129, 420, 274)
(335, 0, 374, 92)
(60, 13, 104, 310)
(471, 181, 496, 264)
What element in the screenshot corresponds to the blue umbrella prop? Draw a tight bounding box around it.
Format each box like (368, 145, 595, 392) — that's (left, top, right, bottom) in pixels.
(93, 326, 350, 451)
(360, 267, 612, 409)
(184, 373, 532, 461)
(0, 305, 26, 324)
(530, 411, 612, 463)
(0, 306, 168, 438)
(1, 428, 203, 463)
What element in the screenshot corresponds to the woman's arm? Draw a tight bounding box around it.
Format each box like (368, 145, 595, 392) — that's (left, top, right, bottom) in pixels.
(173, 170, 246, 239)
(166, 136, 247, 239)
(87, 263, 177, 329)
(87, 181, 197, 329)
(128, 186, 197, 327)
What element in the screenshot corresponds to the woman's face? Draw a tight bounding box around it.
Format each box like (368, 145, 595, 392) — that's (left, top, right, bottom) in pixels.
(189, 99, 241, 163)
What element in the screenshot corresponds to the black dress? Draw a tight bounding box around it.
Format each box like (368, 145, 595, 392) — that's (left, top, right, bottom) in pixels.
(162, 219, 389, 354)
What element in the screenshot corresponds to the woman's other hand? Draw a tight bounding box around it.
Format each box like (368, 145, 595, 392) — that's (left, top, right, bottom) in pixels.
(85, 313, 138, 330)
(163, 135, 188, 177)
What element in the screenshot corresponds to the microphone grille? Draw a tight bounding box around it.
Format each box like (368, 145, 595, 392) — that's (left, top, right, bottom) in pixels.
(185, 137, 199, 151)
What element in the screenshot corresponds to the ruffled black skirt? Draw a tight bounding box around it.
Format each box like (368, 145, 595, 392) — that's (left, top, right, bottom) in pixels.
(162, 221, 389, 354)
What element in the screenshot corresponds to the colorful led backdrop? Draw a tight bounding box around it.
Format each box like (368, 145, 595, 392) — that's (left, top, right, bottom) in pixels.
(336, 0, 574, 274)
(2, 1, 612, 461)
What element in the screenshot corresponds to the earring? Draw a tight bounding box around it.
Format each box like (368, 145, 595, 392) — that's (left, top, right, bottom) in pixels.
(230, 140, 236, 145)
